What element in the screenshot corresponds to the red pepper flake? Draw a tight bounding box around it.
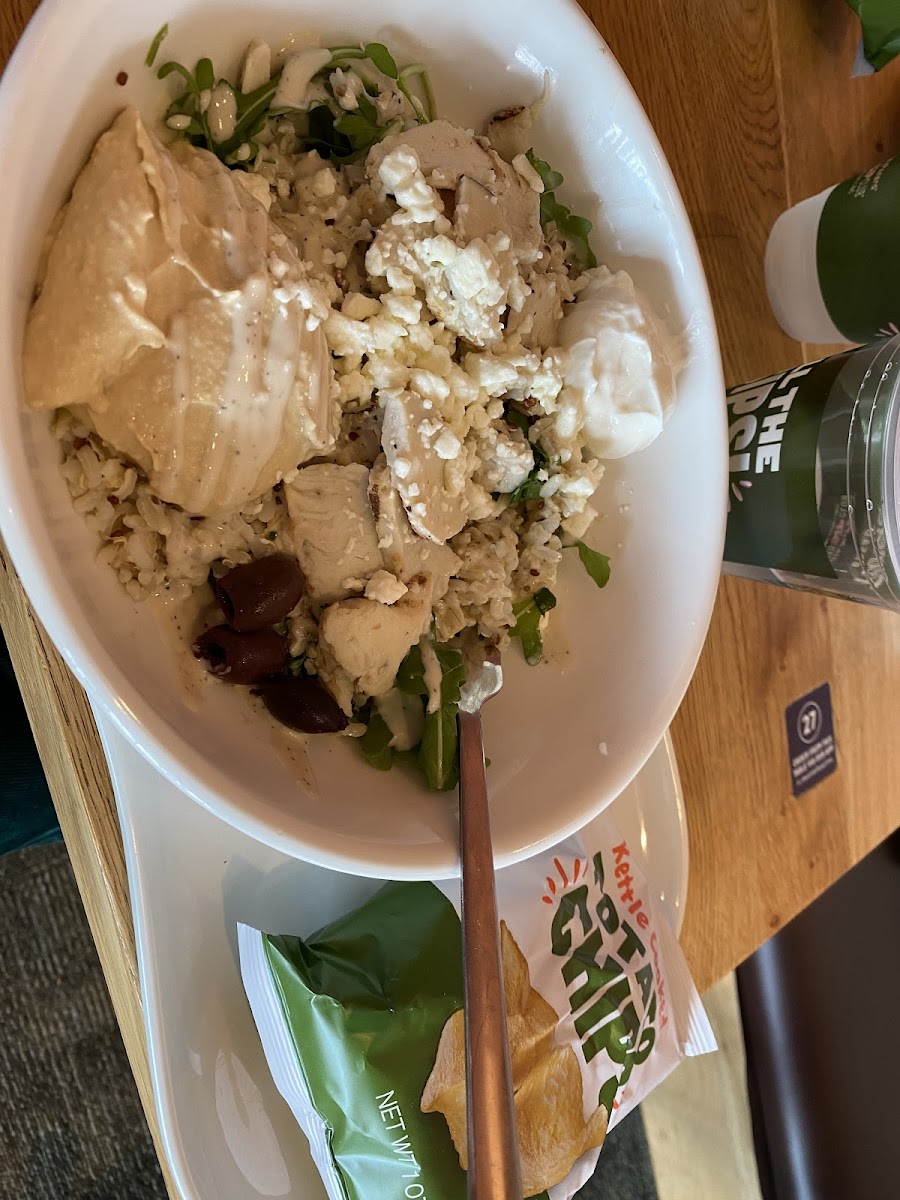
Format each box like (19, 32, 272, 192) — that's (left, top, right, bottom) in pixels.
(116, 71, 128, 86)
(348, 430, 359, 441)
(107, 495, 120, 505)
(529, 568, 540, 577)
(73, 436, 88, 449)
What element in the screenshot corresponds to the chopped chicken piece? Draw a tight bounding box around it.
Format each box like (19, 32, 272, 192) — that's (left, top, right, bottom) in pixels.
(381, 389, 469, 544)
(313, 650, 357, 716)
(319, 574, 433, 697)
(366, 148, 519, 347)
(369, 121, 540, 259)
(368, 456, 461, 600)
(505, 272, 569, 352)
(368, 120, 500, 191)
(284, 464, 383, 603)
(454, 172, 541, 258)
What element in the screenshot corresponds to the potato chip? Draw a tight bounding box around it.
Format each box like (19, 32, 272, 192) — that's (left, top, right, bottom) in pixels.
(420, 923, 608, 1195)
(513, 1044, 608, 1195)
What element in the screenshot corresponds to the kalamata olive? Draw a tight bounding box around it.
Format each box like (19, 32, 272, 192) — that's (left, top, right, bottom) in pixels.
(256, 676, 349, 734)
(216, 555, 304, 632)
(193, 625, 286, 684)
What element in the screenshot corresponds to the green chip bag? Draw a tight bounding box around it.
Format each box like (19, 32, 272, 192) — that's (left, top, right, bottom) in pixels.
(242, 882, 468, 1199)
(239, 817, 716, 1199)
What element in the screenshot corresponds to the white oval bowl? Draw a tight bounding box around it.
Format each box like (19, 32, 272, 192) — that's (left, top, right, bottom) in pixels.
(0, 0, 725, 878)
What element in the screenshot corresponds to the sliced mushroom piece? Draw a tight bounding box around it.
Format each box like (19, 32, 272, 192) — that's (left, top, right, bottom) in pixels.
(284, 463, 383, 603)
(381, 390, 469, 545)
(319, 574, 434, 698)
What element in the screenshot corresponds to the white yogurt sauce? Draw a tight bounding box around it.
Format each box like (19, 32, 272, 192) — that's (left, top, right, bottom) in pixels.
(420, 637, 443, 714)
(376, 687, 424, 750)
(208, 82, 238, 143)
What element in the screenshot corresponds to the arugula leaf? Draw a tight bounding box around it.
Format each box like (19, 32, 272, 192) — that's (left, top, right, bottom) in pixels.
(510, 587, 557, 666)
(505, 406, 531, 437)
(574, 540, 611, 588)
(526, 149, 597, 272)
(529, 155, 563, 192)
(361, 710, 395, 771)
(302, 104, 353, 160)
(504, 404, 549, 506)
(396, 644, 426, 695)
(363, 42, 399, 79)
(419, 642, 465, 791)
(508, 470, 544, 505)
(158, 60, 198, 91)
(155, 37, 434, 167)
(195, 57, 215, 92)
(145, 23, 169, 68)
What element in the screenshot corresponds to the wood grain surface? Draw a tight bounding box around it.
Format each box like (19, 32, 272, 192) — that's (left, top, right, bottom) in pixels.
(592, 0, 900, 984)
(1, 0, 900, 1194)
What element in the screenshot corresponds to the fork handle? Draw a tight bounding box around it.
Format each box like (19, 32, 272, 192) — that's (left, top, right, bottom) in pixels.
(458, 710, 521, 1200)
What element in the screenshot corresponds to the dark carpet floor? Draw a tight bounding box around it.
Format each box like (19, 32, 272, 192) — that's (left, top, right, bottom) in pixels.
(0, 843, 164, 1200)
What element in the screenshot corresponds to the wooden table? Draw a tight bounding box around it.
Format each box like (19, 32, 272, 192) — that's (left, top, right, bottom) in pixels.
(3, 0, 900, 1193)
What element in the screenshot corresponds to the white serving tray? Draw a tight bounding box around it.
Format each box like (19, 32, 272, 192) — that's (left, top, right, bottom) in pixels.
(98, 712, 687, 1200)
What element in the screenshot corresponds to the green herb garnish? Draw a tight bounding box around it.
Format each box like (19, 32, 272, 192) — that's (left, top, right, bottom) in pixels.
(396, 643, 426, 695)
(573, 540, 611, 588)
(145, 23, 169, 68)
(526, 149, 597, 272)
(510, 587, 557, 666)
(155, 40, 435, 167)
(333, 93, 404, 161)
(361, 42, 399, 78)
(419, 642, 466, 791)
(507, 471, 545, 505)
(360, 709, 395, 771)
(376, 640, 465, 790)
(285, 655, 307, 677)
(504, 404, 549, 506)
(505, 406, 531, 437)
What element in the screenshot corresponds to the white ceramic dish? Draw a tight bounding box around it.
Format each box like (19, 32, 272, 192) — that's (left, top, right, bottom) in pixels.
(0, 0, 725, 877)
(100, 710, 687, 1200)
